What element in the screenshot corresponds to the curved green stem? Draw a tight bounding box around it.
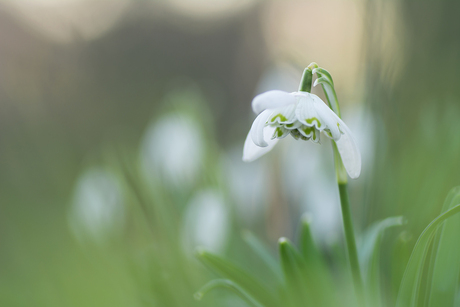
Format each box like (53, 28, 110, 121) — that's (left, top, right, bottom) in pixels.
(315, 62, 364, 304)
(338, 183, 364, 300)
(332, 143, 364, 306)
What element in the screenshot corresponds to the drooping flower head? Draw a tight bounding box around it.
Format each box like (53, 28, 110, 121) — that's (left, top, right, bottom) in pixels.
(243, 64, 361, 179)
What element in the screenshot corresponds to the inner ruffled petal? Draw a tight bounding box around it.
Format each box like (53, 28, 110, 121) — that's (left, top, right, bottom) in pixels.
(284, 121, 302, 130)
(298, 126, 321, 143)
(290, 129, 308, 141)
(268, 103, 297, 126)
(271, 126, 290, 140)
(295, 95, 323, 129)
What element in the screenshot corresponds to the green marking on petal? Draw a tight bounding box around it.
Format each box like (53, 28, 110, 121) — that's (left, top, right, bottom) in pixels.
(290, 129, 308, 141)
(270, 113, 288, 123)
(272, 127, 289, 139)
(277, 128, 283, 138)
(283, 121, 301, 130)
(300, 126, 315, 135)
(313, 130, 317, 140)
(306, 117, 321, 128)
(337, 122, 344, 134)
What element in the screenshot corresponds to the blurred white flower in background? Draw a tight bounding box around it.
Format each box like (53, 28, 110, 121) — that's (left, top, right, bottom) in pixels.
(223, 147, 270, 224)
(68, 167, 124, 244)
(281, 138, 341, 244)
(140, 113, 204, 189)
(182, 189, 230, 255)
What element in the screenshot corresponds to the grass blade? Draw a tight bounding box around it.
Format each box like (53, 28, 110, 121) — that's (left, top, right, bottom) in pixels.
(242, 231, 283, 283)
(299, 214, 326, 270)
(359, 216, 405, 306)
(196, 248, 280, 307)
(279, 237, 311, 307)
(428, 187, 460, 307)
(194, 279, 264, 307)
(395, 203, 460, 307)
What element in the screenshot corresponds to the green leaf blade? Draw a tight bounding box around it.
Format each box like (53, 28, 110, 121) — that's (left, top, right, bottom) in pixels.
(194, 279, 264, 307)
(396, 203, 460, 307)
(359, 216, 405, 306)
(196, 248, 280, 307)
(428, 187, 460, 307)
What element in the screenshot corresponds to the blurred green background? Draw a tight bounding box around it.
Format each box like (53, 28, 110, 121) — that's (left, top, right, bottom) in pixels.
(1, 0, 460, 306)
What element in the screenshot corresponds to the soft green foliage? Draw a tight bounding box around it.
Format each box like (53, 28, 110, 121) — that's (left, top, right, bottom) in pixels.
(359, 216, 405, 306)
(428, 187, 460, 307)
(196, 188, 460, 307)
(196, 249, 280, 307)
(195, 279, 264, 307)
(396, 188, 460, 307)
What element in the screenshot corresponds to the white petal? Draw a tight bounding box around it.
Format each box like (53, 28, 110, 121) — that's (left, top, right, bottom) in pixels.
(252, 90, 296, 114)
(243, 126, 279, 162)
(268, 103, 297, 125)
(250, 110, 272, 147)
(295, 93, 322, 129)
(334, 118, 361, 179)
(311, 96, 342, 140)
(272, 126, 290, 139)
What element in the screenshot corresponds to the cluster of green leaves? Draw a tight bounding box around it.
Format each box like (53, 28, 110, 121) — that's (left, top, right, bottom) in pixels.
(196, 188, 460, 307)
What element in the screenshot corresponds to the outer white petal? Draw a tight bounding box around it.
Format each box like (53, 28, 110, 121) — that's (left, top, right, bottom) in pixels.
(252, 90, 296, 114)
(334, 117, 361, 179)
(311, 96, 342, 140)
(243, 126, 279, 162)
(250, 109, 272, 147)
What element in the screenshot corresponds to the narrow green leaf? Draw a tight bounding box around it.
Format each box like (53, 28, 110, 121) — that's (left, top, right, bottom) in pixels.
(395, 203, 460, 307)
(359, 216, 405, 306)
(279, 238, 311, 307)
(428, 187, 460, 307)
(194, 279, 264, 307)
(298, 214, 334, 293)
(279, 237, 336, 307)
(242, 231, 283, 282)
(390, 231, 413, 303)
(299, 214, 324, 267)
(196, 248, 280, 307)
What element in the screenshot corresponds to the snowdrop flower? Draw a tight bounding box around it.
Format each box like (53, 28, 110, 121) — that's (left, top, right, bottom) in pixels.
(140, 113, 204, 188)
(182, 189, 230, 255)
(68, 167, 124, 244)
(223, 147, 270, 224)
(243, 66, 361, 179)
